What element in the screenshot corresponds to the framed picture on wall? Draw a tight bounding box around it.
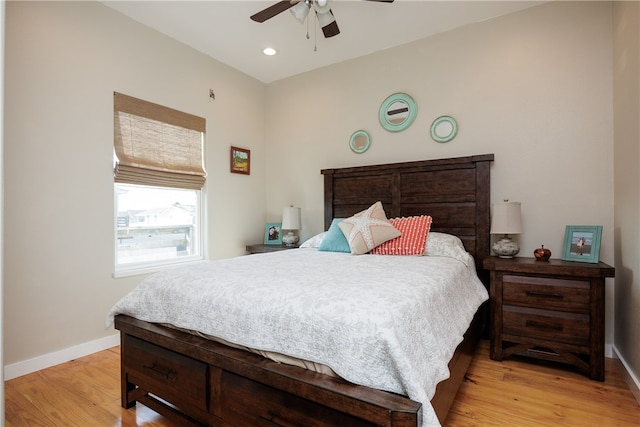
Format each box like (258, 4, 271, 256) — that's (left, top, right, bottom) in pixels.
(561, 225, 602, 263)
(230, 146, 250, 175)
(264, 222, 282, 245)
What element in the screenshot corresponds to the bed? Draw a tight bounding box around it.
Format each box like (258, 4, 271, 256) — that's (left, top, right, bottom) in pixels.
(109, 153, 494, 427)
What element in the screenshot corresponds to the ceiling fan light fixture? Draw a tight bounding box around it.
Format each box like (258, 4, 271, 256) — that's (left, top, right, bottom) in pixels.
(313, 0, 331, 14)
(316, 9, 335, 27)
(316, 9, 339, 37)
(290, 0, 311, 23)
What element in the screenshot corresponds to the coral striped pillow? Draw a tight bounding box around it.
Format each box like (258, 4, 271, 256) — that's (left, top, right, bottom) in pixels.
(371, 215, 433, 255)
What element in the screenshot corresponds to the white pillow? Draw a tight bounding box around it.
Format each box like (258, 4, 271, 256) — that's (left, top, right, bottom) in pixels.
(424, 232, 471, 265)
(299, 232, 326, 248)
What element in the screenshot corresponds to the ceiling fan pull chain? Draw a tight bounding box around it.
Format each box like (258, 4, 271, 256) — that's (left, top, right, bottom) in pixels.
(314, 10, 318, 51)
(306, 4, 310, 40)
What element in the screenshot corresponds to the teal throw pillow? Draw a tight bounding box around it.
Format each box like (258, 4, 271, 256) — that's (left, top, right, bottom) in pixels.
(318, 219, 350, 253)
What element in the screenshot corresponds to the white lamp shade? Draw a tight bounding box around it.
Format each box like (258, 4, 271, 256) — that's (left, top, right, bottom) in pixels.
(313, 0, 332, 15)
(315, 9, 335, 27)
(282, 206, 301, 230)
(490, 201, 523, 235)
(290, 1, 310, 23)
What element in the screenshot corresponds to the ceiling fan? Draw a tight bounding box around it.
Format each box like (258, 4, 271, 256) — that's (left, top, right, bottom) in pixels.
(250, 0, 394, 39)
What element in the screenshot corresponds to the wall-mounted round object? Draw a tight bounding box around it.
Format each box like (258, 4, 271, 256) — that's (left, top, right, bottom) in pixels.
(379, 93, 418, 132)
(430, 116, 458, 143)
(349, 130, 371, 154)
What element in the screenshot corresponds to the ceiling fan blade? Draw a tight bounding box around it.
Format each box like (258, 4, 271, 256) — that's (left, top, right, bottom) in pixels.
(321, 13, 340, 38)
(250, 1, 297, 23)
(315, 6, 340, 38)
(363, 0, 395, 2)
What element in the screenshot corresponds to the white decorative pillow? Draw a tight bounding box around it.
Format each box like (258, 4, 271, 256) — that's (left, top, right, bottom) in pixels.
(337, 201, 401, 255)
(424, 232, 471, 265)
(299, 232, 326, 248)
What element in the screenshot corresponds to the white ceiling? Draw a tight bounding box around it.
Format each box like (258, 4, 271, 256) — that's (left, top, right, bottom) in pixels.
(102, 0, 545, 84)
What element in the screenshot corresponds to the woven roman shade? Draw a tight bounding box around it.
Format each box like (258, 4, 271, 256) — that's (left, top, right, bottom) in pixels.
(114, 92, 206, 189)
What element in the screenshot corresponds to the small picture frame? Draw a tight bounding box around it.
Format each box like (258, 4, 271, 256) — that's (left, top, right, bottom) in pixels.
(561, 225, 602, 263)
(230, 146, 250, 175)
(264, 222, 282, 245)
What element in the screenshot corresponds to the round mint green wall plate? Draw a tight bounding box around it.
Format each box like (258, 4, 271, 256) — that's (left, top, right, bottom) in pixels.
(349, 130, 371, 154)
(430, 116, 458, 142)
(379, 93, 417, 132)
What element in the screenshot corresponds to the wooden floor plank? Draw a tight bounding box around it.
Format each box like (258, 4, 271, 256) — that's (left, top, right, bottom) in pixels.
(446, 341, 640, 426)
(5, 340, 639, 426)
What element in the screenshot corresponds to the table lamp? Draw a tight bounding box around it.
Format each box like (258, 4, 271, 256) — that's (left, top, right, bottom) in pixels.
(282, 206, 301, 247)
(490, 200, 523, 258)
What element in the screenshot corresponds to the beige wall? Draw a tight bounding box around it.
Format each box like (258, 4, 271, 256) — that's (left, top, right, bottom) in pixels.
(613, 1, 640, 397)
(265, 0, 617, 343)
(3, 1, 267, 365)
(1, 0, 5, 416)
(3, 0, 637, 393)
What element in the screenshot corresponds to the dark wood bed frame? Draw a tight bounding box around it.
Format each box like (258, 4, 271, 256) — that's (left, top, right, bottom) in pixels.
(115, 153, 494, 426)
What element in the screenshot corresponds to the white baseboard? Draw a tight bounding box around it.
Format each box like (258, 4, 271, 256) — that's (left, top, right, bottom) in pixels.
(4, 334, 120, 381)
(605, 343, 614, 358)
(613, 344, 640, 405)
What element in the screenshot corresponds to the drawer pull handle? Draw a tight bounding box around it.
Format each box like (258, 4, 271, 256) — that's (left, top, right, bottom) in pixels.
(526, 320, 562, 331)
(525, 290, 563, 299)
(260, 415, 278, 425)
(143, 364, 173, 380)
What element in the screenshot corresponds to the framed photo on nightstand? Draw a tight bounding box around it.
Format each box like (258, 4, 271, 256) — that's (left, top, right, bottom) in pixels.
(264, 222, 282, 245)
(561, 225, 602, 263)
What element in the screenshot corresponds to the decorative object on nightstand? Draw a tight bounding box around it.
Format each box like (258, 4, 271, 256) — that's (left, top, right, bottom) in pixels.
(561, 225, 603, 264)
(484, 256, 614, 381)
(490, 200, 523, 258)
(534, 245, 551, 261)
(263, 222, 282, 245)
(281, 206, 301, 247)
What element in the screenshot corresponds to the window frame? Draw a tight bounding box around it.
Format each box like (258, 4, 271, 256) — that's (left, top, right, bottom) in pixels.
(112, 92, 207, 277)
(113, 183, 207, 278)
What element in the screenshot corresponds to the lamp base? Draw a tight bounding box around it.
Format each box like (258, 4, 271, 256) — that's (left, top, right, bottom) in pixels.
(492, 236, 520, 258)
(283, 231, 299, 247)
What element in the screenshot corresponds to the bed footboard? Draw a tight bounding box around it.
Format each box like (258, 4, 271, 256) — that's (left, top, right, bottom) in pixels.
(116, 314, 423, 427)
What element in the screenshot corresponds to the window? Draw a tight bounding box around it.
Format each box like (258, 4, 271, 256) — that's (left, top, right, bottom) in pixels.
(114, 93, 206, 276)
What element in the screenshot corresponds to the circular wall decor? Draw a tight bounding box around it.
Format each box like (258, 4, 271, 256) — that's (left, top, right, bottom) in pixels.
(378, 93, 418, 132)
(430, 116, 458, 143)
(349, 130, 371, 154)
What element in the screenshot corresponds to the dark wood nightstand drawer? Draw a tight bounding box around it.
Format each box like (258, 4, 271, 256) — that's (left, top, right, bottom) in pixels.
(503, 305, 590, 346)
(503, 275, 590, 313)
(486, 256, 614, 380)
(220, 371, 375, 427)
(123, 335, 208, 412)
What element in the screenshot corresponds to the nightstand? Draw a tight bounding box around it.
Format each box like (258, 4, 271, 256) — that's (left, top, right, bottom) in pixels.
(484, 256, 614, 381)
(245, 244, 297, 254)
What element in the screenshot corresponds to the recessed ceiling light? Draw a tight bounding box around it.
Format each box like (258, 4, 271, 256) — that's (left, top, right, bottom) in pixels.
(263, 47, 278, 56)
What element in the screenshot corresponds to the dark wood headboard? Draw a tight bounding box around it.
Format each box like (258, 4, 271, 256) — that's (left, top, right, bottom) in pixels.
(321, 154, 494, 280)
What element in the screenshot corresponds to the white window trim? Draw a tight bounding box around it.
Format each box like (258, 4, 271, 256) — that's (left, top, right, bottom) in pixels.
(113, 185, 208, 279)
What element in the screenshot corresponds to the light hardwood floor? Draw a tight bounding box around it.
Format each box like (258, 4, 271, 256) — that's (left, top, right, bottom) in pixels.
(5, 340, 639, 426)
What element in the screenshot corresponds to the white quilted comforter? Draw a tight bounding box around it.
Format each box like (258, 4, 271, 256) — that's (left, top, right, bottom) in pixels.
(106, 248, 488, 426)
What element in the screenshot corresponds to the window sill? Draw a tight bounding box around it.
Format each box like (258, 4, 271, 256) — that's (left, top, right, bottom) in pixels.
(113, 257, 207, 279)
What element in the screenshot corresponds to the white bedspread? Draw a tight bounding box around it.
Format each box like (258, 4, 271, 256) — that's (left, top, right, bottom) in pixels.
(106, 249, 488, 426)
